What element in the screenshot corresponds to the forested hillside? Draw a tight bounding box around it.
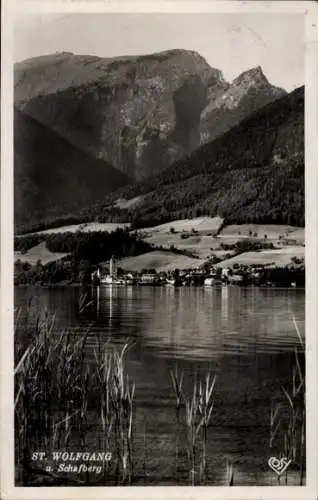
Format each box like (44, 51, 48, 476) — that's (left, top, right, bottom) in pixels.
(90, 85, 305, 228)
(15, 85, 304, 234)
(14, 108, 129, 232)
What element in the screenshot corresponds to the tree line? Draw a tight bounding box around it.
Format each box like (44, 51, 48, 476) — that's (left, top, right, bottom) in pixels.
(14, 229, 153, 284)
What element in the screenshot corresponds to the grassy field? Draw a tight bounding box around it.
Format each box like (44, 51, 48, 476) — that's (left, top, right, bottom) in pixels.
(215, 246, 305, 268)
(141, 221, 304, 261)
(218, 224, 304, 241)
(16, 219, 304, 271)
(120, 245, 304, 273)
(25, 222, 131, 236)
(138, 216, 224, 235)
(143, 233, 222, 259)
(14, 242, 69, 265)
(139, 217, 224, 260)
(284, 228, 305, 243)
(119, 251, 205, 273)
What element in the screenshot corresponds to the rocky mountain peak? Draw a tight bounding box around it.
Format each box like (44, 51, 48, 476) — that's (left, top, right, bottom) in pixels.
(232, 65, 269, 87)
(199, 65, 287, 145)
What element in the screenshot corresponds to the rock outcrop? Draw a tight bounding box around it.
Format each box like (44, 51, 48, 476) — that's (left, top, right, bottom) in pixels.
(199, 66, 286, 143)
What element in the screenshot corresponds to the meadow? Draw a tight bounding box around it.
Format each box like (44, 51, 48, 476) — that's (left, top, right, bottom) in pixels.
(14, 242, 69, 266)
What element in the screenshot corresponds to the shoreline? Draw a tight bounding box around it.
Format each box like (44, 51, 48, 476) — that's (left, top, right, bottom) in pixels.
(14, 283, 305, 290)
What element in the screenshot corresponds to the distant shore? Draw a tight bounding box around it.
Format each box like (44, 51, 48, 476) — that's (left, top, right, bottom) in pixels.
(14, 219, 305, 288)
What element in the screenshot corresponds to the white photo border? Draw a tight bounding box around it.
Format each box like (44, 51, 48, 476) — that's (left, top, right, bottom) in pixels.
(1, 1, 317, 499)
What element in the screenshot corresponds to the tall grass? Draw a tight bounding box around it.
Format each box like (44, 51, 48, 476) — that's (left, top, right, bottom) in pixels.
(185, 380, 203, 485)
(198, 373, 216, 483)
(170, 369, 217, 485)
(170, 366, 183, 422)
(226, 458, 234, 486)
(95, 345, 135, 484)
(269, 314, 305, 485)
(169, 365, 184, 477)
(14, 303, 135, 485)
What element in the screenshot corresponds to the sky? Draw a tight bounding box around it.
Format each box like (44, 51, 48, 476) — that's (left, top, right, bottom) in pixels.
(14, 12, 304, 92)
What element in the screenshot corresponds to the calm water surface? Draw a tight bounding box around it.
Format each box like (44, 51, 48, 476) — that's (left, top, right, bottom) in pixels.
(15, 285, 305, 485)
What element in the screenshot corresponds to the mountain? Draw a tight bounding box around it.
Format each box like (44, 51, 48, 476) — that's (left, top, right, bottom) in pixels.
(14, 108, 129, 232)
(107, 86, 304, 228)
(14, 50, 285, 182)
(199, 66, 285, 144)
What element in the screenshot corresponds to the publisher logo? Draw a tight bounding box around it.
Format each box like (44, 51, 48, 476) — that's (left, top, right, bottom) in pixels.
(268, 456, 291, 476)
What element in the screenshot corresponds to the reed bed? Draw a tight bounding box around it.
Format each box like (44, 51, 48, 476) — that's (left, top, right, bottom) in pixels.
(14, 302, 135, 485)
(269, 314, 305, 485)
(94, 344, 135, 483)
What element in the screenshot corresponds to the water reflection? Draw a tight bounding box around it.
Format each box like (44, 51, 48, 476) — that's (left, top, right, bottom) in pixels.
(15, 286, 305, 361)
(221, 285, 229, 322)
(96, 285, 100, 320)
(112, 286, 304, 360)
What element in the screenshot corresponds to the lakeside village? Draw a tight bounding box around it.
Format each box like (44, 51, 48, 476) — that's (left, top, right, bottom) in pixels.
(91, 257, 305, 288)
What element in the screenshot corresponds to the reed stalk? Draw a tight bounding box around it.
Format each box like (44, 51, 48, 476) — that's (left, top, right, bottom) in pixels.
(170, 365, 184, 476)
(170, 366, 184, 420)
(185, 381, 203, 485)
(170, 367, 217, 485)
(197, 373, 216, 484)
(226, 458, 234, 486)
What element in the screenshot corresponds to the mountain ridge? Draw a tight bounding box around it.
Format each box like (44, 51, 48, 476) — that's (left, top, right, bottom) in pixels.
(14, 85, 304, 233)
(14, 107, 129, 232)
(14, 50, 286, 181)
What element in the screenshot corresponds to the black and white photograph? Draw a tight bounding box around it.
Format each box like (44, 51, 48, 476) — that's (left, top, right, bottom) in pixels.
(1, 1, 317, 497)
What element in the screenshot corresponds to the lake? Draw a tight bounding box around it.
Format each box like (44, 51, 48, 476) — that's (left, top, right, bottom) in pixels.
(14, 285, 305, 486)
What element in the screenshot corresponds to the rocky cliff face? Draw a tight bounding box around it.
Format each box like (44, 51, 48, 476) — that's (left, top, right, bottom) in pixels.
(15, 50, 285, 182)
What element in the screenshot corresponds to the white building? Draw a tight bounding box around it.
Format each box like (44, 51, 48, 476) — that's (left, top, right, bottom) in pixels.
(221, 267, 231, 278)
